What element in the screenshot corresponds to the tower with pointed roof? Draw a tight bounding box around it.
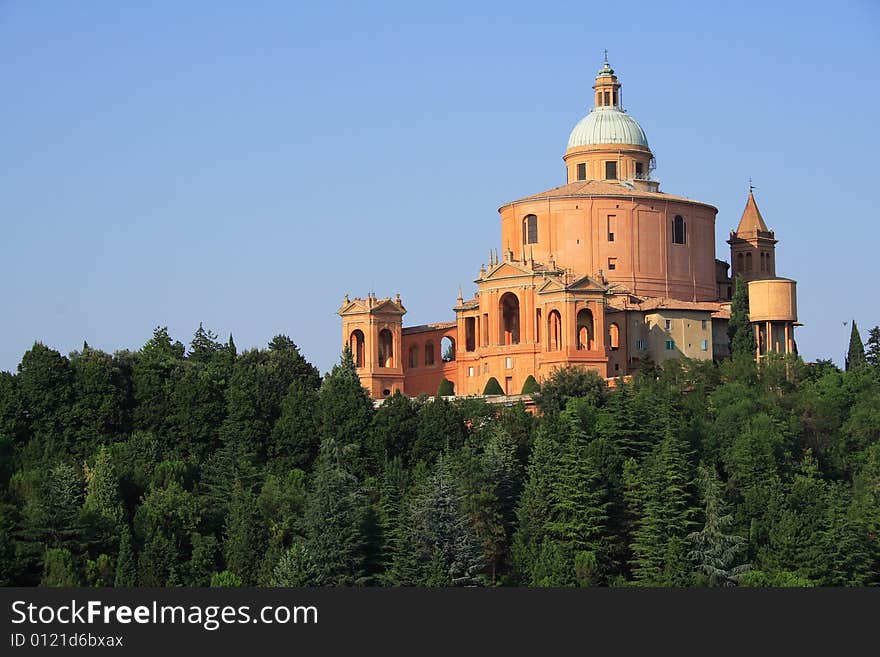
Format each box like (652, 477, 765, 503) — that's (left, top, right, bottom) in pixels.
(728, 190, 778, 282)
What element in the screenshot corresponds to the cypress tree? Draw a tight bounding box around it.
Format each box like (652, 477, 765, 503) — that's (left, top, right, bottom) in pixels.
(483, 377, 504, 395)
(845, 320, 866, 371)
(865, 326, 880, 369)
(728, 276, 756, 360)
(520, 375, 539, 395)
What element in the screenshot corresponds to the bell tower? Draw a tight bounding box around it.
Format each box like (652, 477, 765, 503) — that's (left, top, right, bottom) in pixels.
(728, 188, 777, 282)
(338, 293, 406, 398)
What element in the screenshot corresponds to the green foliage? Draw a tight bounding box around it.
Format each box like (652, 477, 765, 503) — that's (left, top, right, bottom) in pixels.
(41, 548, 80, 586)
(728, 276, 756, 360)
(625, 430, 697, 586)
(520, 375, 539, 395)
(304, 440, 364, 585)
(482, 377, 504, 396)
(404, 454, 485, 586)
(114, 526, 137, 587)
(210, 570, 242, 587)
(270, 543, 317, 586)
(866, 326, 880, 369)
(437, 378, 455, 397)
(3, 328, 879, 588)
(223, 482, 267, 585)
(846, 321, 866, 371)
(687, 465, 749, 586)
(319, 348, 374, 463)
(534, 367, 606, 417)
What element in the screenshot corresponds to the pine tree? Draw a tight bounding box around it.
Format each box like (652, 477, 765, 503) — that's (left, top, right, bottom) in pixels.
(223, 481, 267, 585)
(41, 548, 80, 586)
(541, 413, 610, 585)
(687, 464, 749, 586)
(270, 543, 317, 586)
(845, 320, 866, 371)
(728, 276, 756, 360)
(625, 430, 697, 586)
(269, 381, 321, 471)
(369, 392, 418, 466)
(131, 327, 185, 441)
(319, 348, 374, 466)
(511, 428, 559, 583)
(114, 526, 137, 587)
(304, 440, 364, 585)
(378, 457, 410, 585)
(83, 446, 124, 529)
(406, 454, 486, 586)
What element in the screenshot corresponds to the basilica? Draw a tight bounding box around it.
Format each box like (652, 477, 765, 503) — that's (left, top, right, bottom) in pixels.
(339, 58, 799, 398)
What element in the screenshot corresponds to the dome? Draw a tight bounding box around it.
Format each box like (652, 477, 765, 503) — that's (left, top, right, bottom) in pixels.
(567, 107, 649, 149)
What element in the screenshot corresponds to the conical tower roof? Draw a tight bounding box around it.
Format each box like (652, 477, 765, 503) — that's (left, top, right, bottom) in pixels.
(735, 191, 769, 234)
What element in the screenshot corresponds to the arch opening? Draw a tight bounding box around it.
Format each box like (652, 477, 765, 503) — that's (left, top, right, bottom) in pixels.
(577, 308, 595, 351)
(609, 322, 620, 350)
(441, 336, 456, 362)
(523, 214, 538, 245)
(548, 309, 562, 351)
(378, 329, 394, 368)
(350, 330, 365, 368)
(500, 292, 521, 345)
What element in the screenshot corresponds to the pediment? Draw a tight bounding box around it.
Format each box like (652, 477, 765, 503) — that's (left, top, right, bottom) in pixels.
(536, 278, 566, 294)
(566, 275, 608, 293)
(338, 298, 406, 316)
(483, 261, 534, 280)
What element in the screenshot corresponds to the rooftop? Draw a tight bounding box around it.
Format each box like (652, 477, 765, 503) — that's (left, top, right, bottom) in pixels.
(501, 180, 717, 210)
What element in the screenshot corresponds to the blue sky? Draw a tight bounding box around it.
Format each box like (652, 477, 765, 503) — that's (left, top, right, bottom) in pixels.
(1, 0, 878, 374)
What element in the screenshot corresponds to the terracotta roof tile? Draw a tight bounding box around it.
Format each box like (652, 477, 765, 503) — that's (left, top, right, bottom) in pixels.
(500, 180, 717, 210)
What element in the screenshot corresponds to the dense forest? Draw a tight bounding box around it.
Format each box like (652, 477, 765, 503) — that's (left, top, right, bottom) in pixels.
(0, 318, 878, 587)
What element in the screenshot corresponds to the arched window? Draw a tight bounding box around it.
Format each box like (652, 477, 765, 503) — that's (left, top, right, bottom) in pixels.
(441, 336, 456, 362)
(408, 345, 419, 368)
(672, 215, 686, 244)
(547, 310, 562, 351)
(523, 214, 538, 245)
(378, 329, 394, 368)
(500, 292, 521, 345)
(350, 330, 365, 368)
(745, 252, 753, 272)
(424, 341, 435, 366)
(736, 253, 743, 275)
(577, 309, 594, 350)
(609, 323, 620, 350)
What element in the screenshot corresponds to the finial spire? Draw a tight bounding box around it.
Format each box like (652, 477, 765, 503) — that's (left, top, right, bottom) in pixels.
(748, 177, 755, 194)
(603, 48, 608, 64)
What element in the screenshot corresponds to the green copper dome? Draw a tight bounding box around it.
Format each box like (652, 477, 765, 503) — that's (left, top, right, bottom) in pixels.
(567, 107, 650, 149)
